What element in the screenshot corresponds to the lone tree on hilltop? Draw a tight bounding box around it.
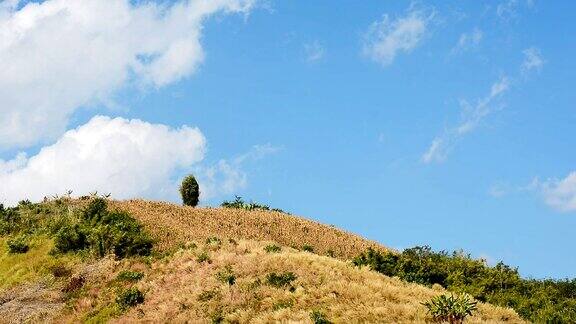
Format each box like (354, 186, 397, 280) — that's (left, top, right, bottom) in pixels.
(180, 174, 199, 207)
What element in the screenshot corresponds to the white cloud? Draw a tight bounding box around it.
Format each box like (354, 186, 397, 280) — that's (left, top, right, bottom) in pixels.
(540, 173, 576, 212)
(363, 5, 435, 66)
(0, 0, 256, 149)
(521, 47, 545, 75)
(303, 40, 325, 62)
(496, 0, 534, 21)
(0, 115, 207, 206)
(451, 28, 483, 54)
(422, 77, 510, 163)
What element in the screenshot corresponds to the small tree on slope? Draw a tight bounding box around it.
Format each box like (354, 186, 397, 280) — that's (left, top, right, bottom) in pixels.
(180, 174, 200, 207)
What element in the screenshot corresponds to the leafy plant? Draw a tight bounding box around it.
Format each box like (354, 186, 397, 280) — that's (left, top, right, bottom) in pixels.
(422, 294, 477, 324)
(216, 265, 236, 285)
(266, 272, 297, 288)
(116, 270, 144, 282)
(116, 287, 145, 309)
(197, 289, 219, 302)
(310, 310, 332, 324)
(264, 244, 281, 253)
(7, 234, 29, 253)
(197, 251, 211, 263)
(302, 244, 314, 253)
(180, 174, 200, 207)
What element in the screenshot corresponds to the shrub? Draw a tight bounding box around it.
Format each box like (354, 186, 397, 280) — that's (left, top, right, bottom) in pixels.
(197, 251, 211, 263)
(7, 235, 29, 253)
(197, 289, 219, 302)
(54, 223, 89, 253)
(50, 264, 72, 278)
(353, 246, 576, 323)
(310, 310, 332, 324)
(264, 244, 281, 253)
(266, 272, 297, 288)
(116, 287, 145, 309)
(180, 175, 200, 207)
(117, 270, 144, 282)
(216, 265, 236, 285)
(302, 244, 314, 253)
(63, 275, 86, 293)
(422, 294, 477, 324)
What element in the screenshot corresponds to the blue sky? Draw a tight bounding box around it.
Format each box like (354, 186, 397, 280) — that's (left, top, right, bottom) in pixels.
(1, 0, 575, 279)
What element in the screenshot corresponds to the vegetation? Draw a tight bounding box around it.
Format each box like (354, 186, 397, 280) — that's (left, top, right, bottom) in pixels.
(221, 196, 287, 213)
(422, 294, 478, 324)
(302, 244, 314, 252)
(179, 174, 200, 207)
(264, 244, 281, 253)
(266, 272, 297, 288)
(0, 198, 153, 259)
(310, 310, 332, 324)
(353, 246, 576, 322)
(215, 265, 236, 285)
(116, 270, 144, 282)
(116, 287, 145, 309)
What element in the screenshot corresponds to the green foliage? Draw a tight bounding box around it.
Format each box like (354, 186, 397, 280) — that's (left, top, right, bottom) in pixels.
(221, 196, 288, 213)
(54, 198, 153, 258)
(7, 235, 29, 253)
(266, 272, 297, 288)
(264, 244, 281, 253)
(0, 198, 153, 259)
(302, 244, 314, 253)
(216, 265, 236, 285)
(196, 251, 211, 263)
(179, 175, 200, 207)
(116, 270, 144, 282)
(353, 246, 576, 323)
(116, 287, 145, 309)
(310, 310, 332, 324)
(422, 294, 477, 324)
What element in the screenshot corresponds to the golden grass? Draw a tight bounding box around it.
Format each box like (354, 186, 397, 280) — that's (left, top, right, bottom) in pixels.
(107, 240, 523, 323)
(112, 199, 388, 259)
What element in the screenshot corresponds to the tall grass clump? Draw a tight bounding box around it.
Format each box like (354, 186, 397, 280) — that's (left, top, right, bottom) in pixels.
(221, 196, 287, 213)
(353, 246, 576, 322)
(180, 174, 200, 207)
(422, 294, 477, 324)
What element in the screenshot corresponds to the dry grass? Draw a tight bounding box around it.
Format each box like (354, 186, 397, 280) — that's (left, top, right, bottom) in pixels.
(111, 199, 388, 259)
(108, 240, 522, 323)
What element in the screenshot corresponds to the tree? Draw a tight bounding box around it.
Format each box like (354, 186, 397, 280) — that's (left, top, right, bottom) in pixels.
(180, 174, 200, 207)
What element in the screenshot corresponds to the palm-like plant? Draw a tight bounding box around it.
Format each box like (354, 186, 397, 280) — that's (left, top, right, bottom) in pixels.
(422, 293, 478, 324)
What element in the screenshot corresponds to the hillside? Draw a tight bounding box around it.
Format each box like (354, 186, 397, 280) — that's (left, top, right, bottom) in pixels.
(0, 198, 523, 323)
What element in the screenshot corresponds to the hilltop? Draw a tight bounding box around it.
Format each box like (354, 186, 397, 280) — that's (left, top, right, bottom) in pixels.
(0, 198, 523, 323)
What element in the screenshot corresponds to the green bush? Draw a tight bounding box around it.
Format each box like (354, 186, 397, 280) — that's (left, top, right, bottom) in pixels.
(116, 287, 145, 309)
(221, 195, 289, 213)
(310, 310, 332, 324)
(116, 270, 144, 282)
(180, 175, 200, 207)
(422, 294, 477, 324)
(7, 235, 29, 253)
(264, 244, 281, 253)
(197, 251, 211, 263)
(302, 244, 314, 252)
(353, 246, 576, 323)
(266, 272, 297, 288)
(54, 223, 89, 253)
(216, 265, 236, 285)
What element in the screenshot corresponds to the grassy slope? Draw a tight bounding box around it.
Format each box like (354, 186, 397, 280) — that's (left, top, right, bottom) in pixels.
(0, 199, 524, 323)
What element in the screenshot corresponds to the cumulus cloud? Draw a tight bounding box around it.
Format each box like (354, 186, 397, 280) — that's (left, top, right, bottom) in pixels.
(521, 47, 545, 76)
(540, 173, 576, 212)
(422, 77, 510, 163)
(363, 5, 435, 66)
(451, 28, 483, 54)
(0, 115, 207, 206)
(0, 0, 256, 149)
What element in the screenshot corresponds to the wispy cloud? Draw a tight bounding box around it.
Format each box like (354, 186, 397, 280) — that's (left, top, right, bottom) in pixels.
(521, 47, 545, 76)
(496, 0, 534, 21)
(422, 77, 510, 163)
(363, 5, 435, 66)
(303, 41, 325, 62)
(451, 28, 483, 54)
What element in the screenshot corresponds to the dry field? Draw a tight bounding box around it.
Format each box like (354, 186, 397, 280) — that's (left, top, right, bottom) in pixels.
(112, 199, 389, 259)
(57, 240, 522, 323)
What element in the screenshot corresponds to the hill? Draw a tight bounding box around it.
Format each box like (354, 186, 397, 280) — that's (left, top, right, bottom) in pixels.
(0, 198, 523, 323)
